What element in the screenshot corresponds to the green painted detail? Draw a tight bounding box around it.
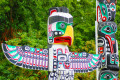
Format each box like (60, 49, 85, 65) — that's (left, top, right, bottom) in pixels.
(88, 63, 92, 68)
(49, 36, 52, 39)
(99, 2, 108, 19)
(18, 56, 22, 62)
(101, 25, 117, 35)
(30, 48, 35, 52)
(9, 50, 17, 54)
(37, 48, 40, 51)
(91, 61, 95, 65)
(110, 4, 116, 10)
(102, 59, 105, 62)
(79, 53, 82, 57)
(13, 54, 19, 59)
(56, 22, 73, 35)
(40, 51, 42, 54)
(110, 58, 114, 64)
(93, 54, 99, 58)
(111, 38, 115, 41)
(91, 61, 95, 66)
(100, 72, 117, 80)
(74, 53, 77, 55)
(7, 45, 16, 49)
(115, 59, 118, 64)
(93, 58, 98, 62)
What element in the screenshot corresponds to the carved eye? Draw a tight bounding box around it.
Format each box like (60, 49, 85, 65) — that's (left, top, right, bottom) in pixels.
(61, 23, 65, 29)
(102, 6, 106, 14)
(104, 74, 112, 79)
(60, 57, 65, 60)
(104, 27, 111, 32)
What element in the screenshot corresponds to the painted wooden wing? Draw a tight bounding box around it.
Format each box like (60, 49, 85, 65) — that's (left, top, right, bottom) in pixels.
(1, 43, 48, 70)
(70, 52, 101, 73)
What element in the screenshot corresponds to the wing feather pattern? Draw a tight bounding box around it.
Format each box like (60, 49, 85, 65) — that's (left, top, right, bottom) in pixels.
(2, 43, 49, 70)
(70, 52, 101, 73)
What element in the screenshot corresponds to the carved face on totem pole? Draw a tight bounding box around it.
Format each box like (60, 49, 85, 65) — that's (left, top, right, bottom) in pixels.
(47, 7, 74, 46)
(99, 70, 118, 80)
(97, 0, 117, 22)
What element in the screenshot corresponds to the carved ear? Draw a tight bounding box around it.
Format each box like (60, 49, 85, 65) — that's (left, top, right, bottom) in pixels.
(115, 0, 117, 4)
(106, 0, 110, 3)
(49, 7, 69, 15)
(49, 7, 59, 15)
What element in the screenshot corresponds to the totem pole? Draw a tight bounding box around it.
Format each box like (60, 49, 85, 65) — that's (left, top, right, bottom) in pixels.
(2, 7, 101, 80)
(96, 0, 119, 80)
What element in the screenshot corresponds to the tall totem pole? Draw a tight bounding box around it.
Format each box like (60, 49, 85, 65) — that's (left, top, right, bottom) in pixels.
(96, 0, 119, 80)
(2, 7, 102, 80)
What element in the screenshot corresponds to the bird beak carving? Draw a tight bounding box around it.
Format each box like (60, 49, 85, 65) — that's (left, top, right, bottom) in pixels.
(54, 25, 74, 46)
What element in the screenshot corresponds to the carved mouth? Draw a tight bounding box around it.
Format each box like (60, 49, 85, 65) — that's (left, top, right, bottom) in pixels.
(54, 36, 72, 46)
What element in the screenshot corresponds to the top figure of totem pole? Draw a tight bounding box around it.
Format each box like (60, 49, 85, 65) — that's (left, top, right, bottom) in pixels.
(2, 7, 102, 80)
(96, 0, 119, 80)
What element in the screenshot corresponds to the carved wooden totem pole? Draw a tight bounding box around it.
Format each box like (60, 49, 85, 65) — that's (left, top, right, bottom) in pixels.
(96, 0, 119, 80)
(2, 7, 101, 80)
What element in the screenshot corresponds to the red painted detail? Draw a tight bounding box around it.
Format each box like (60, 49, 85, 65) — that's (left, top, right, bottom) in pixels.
(102, 16, 107, 21)
(34, 53, 36, 55)
(37, 54, 39, 55)
(112, 59, 114, 61)
(33, 64, 35, 66)
(30, 63, 32, 65)
(112, 8, 114, 11)
(50, 9, 57, 15)
(72, 52, 74, 54)
(112, 3, 115, 5)
(116, 60, 118, 62)
(102, 57, 105, 60)
(64, 62, 70, 69)
(54, 36, 72, 46)
(40, 49, 42, 51)
(31, 53, 33, 54)
(43, 55, 45, 56)
(57, 48, 63, 54)
(8, 53, 13, 57)
(59, 62, 62, 64)
(6, 45, 10, 50)
(27, 63, 29, 64)
(24, 62, 25, 64)
(97, 6, 107, 22)
(40, 54, 42, 56)
(100, 47, 104, 51)
(53, 56, 57, 58)
(37, 65, 38, 66)
(18, 61, 22, 63)
(12, 58, 18, 60)
(100, 51, 103, 54)
(105, 35, 114, 54)
(112, 41, 115, 44)
(113, 78, 117, 80)
(37, 50, 39, 53)
(46, 55, 48, 57)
